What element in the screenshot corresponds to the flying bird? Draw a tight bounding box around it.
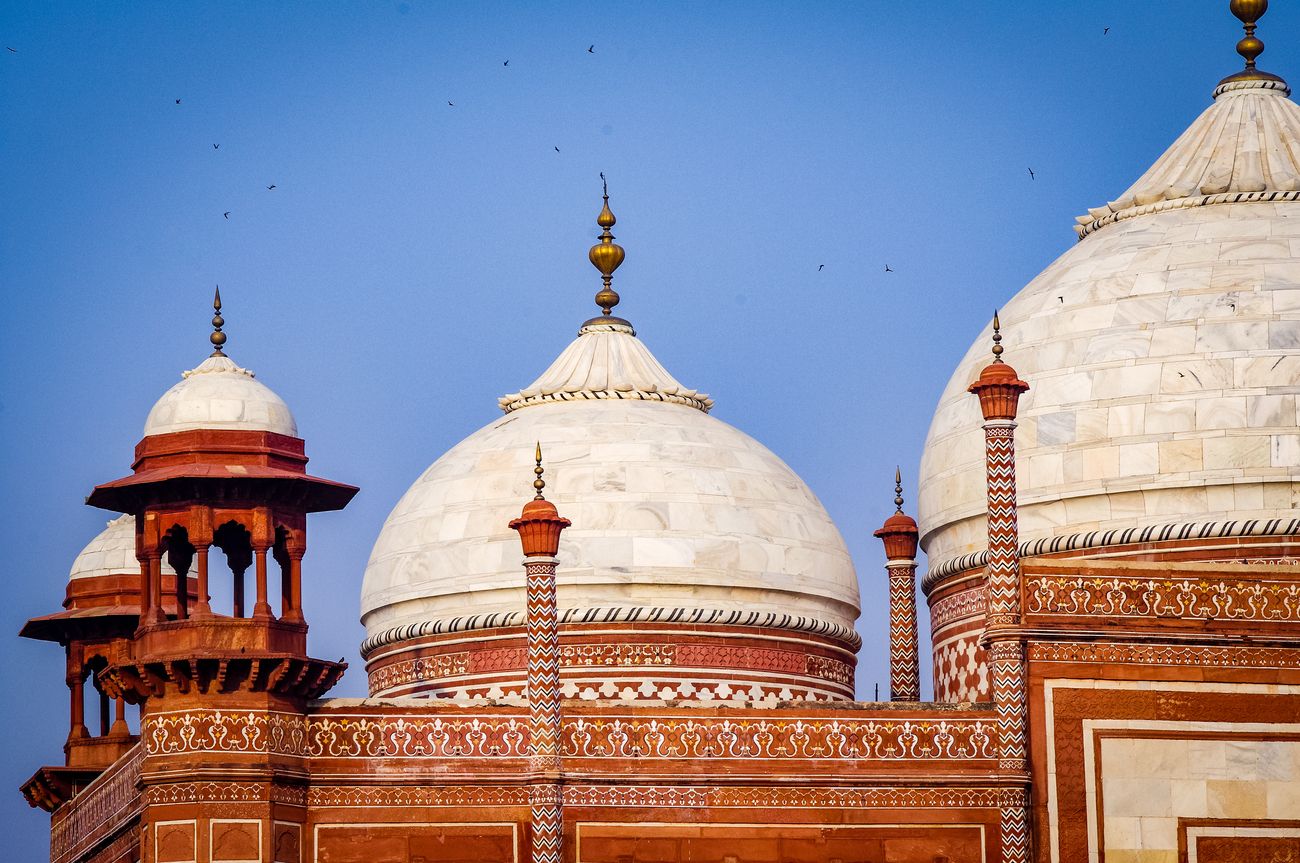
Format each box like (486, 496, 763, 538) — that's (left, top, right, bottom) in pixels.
(503, 59, 509, 66)
(5, 47, 16, 53)
(1028, 167, 1035, 180)
(213, 143, 220, 150)
(1103, 27, 1110, 35)
(884, 264, 893, 273)
(447, 100, 455, 106)
(554, 146, 560, 153)
(266, 184, 277, 190)
(588, 45, 595, 53)
(175, 98, 182, 105)
(818, 264, 824, 271)
(223, 211, 230, 220)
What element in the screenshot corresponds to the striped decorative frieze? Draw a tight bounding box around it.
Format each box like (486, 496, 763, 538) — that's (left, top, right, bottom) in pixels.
(923, 517, 1300, 590)
(1075, 188, 1300, 239)
(361, 606, 862, 657)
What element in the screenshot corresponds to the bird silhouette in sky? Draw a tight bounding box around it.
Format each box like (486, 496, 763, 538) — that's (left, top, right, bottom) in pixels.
(175, 98, 182, 105)
(223, 211, 230, 219)
(818, 264, 824, 271)
(213, 143, 220, 150)
(503, 60, 509, 66)
(1103, 27, 1110, 35)
(266, 184, 277, 190)
(448, 100, 455, 107)
(1028, 167, 1035, 180)
(588, 45, 595, 53)
(884, 264, 893, 273)
(554, 146, 560, 153)
(5, 47, 16, 53)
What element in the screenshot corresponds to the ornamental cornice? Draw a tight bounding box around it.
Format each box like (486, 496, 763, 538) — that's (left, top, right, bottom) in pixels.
(360, 607, 862, 657)
(923, 516, 1300, 591)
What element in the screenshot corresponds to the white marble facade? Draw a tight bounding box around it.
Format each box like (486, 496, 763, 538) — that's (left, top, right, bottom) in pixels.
(919, 78, 1300, 573)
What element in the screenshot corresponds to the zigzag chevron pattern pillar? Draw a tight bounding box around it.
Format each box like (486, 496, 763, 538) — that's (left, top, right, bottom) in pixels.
(968, 314, 1031, 863)
(525, 555, 563, 771)
(510, 446, 571, 863)
(874, 472, 921, 702)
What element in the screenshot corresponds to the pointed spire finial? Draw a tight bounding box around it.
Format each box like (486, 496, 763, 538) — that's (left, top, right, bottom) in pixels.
(991, 310, 1004, 363)
(1232, 0, 1267, 71)
(589, 173, 626, 317)
(1219, 0, 1287, 88)
(894, 466, 905, 514)
(210, 285, 227, 356)
(533, 441, 546, 500)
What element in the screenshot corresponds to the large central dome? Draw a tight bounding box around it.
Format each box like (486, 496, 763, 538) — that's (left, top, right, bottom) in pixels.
(360, 200, 859, 703)
(919, 75, 1300, 579)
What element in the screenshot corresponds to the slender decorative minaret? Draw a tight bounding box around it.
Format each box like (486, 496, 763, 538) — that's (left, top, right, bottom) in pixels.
(967, 311, 1031, 863)
(509, 443, 571, 863)
(873, 468, 920, 702)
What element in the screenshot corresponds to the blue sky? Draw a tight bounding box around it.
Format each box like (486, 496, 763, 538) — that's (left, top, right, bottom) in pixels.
(3, 1, 1297, 854)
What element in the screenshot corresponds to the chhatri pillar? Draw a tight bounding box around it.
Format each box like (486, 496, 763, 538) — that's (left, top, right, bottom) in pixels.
(967, 311, 1031, 863)
(873, 469, 921, 702)
(510, 444, 571, 863)
(83, 290, 357, 857)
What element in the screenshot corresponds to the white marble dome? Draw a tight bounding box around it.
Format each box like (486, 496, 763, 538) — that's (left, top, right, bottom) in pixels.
(919, 77, 1300, 577)
(360, 319, 859, 647)
(70, 515, 174, 581)
(143, 354, 297, 438)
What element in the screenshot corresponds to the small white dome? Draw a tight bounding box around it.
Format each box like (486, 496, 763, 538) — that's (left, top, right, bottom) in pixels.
(70, 515, 174, 581)
(361, 322, 858, 649)
(143, 354, 297, 438)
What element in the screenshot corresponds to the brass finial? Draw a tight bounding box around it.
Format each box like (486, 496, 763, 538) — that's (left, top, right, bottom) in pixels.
(588, 173, 626, 317)
(1219, 1, 1286, 87)
(991, 310, 1004, 363)
(1233, 0, 1267, 70)
(894, 466, 904, 514)
(210, 285, 227, 356)
(533, 441, 546, 500)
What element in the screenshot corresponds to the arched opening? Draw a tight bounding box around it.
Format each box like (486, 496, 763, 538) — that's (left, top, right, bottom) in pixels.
(79, 655, 129, 739)
(162, 524, 195, 619)
(212, 521, 253, 618)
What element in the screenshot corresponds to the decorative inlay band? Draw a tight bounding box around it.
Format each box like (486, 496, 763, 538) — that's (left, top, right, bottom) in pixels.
(923, 517, 1300, 590)
(1024, 572, 1300, 621)
(563, 785, 1025, 808)
(361, 607, 862, 657)
(1028, 641, 1300, 668)
(930, 585, 987, 631)
(368, 642, 854, 696)
(562, 716, 997, 760)
(299, 784, 1025, 809)
(143, 709, 1000, 762)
